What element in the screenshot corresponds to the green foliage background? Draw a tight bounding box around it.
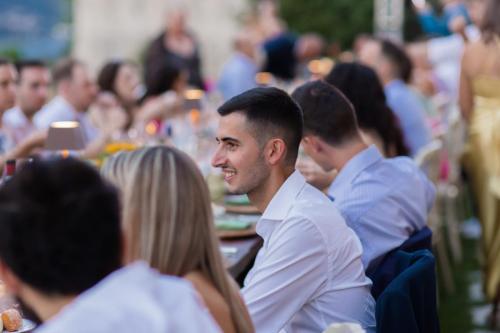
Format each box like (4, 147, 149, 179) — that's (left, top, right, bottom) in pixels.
(278, 0, 426, 48)
(280, 0, 374, 48)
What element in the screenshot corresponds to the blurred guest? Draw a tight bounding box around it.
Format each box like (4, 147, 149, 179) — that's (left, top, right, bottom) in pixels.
(93, 59, 185, 137)
(413, 0, 471, 37)
(0, 59, 45, 164)
(102, 146, 254, 333)
(0, 59, 17, 154)
(96, 60, 142, 130)
(459, 0, 500, 313)
(359, 39, 431, 156)
(34, 58, 98, 141)
(137, 59, 186, 123)
(326, 62, 409, 157)
(262, 33, 324, 80)
(406, 0, 484, 98)
(212, 87, 375, 333)
(3, 60, 50, 144)
(218, 30, 258, 101)
(144, 9, 204, 89)
(0, 158, 221, 333)
(292, 80, 435, 272)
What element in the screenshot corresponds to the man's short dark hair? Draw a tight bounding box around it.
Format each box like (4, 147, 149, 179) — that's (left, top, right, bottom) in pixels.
(291, 80, 359, 146)
(0, 158, 122, 295)
(14, 60, 47, 77)
(52, 58, 82, 85)
(218, 87, 303, 165)
(0, 58, 12, 67)
(380, 39, 413, 83)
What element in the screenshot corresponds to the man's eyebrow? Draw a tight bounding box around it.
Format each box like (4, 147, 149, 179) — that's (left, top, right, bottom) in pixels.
(220, 136, 241, 144)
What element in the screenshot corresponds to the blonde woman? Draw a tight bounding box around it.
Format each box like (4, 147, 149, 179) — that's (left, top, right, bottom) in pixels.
(460, 0, 500, 323)
(102, 146, 254, 333)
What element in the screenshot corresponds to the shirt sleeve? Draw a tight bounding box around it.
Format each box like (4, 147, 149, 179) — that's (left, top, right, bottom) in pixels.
(242, 217, 327, 332)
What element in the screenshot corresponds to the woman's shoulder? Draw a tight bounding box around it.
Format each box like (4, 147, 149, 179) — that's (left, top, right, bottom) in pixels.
(184, 271, 236, 333)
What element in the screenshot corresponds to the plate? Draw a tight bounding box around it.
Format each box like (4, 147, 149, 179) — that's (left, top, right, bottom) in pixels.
(224, 194, 251, 206)
(217, 223, 257, 239)
(3, 319, 36, 333)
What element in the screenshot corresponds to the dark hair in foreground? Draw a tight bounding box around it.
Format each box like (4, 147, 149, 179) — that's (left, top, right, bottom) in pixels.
(326, 62, 409, 156)
(0, 158, 122, 295)
(380, 39, 413, 83)
(218, 87, 304, 165)
(291, 80, 359, 146)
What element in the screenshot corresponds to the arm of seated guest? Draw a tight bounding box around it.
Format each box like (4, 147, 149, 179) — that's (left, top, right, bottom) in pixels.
(0, 130, 47, 169)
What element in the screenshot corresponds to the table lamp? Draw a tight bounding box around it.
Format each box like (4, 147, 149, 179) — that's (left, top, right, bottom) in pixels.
(184, 89, 204, 111)
(45, 121, 87, 157)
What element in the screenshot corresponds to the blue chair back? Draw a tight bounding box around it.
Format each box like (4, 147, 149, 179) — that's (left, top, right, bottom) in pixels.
(376, 250, 439, 333)
(368, 226, 432, 299)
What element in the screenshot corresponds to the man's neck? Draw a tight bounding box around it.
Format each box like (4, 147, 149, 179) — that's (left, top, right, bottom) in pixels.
(330, 139, 368, 172)
(59, 93, 82, 113)
(19, 107, 35, 122)
(248, 166, 294, 213)
(19, 287, 76, 322)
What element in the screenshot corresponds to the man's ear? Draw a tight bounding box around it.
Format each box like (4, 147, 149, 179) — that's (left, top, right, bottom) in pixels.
(264, 138, 287, 166)
(303, 135, 323, 153)
(0, 260, 22, 294)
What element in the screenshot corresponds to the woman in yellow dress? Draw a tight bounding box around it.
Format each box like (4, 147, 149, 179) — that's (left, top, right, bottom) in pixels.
(459, 0, 500, 321)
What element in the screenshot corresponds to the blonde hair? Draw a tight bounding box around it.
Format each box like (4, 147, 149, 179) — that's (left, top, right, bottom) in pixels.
(102, 146, 253, 333)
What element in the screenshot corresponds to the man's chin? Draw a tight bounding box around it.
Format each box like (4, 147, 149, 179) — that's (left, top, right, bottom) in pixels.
(225, 183, 248, 195)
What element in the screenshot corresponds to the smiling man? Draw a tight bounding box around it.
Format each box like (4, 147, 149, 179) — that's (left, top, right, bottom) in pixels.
(212, 87, 375, 333)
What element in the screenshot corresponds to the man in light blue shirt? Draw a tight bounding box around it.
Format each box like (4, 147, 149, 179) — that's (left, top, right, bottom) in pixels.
(359, 38, 431, 156)
(217, 31, 258, 101)
(292, 80, 436, 272)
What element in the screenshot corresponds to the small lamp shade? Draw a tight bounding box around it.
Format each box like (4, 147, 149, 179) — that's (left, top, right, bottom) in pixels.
(45, 121, 87, 151)
(183, 89, 204, 111)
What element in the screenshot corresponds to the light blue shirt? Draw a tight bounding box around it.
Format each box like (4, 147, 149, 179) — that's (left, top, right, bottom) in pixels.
(328, 145, 436, 272)
(385, 79, 431, 156)
(217, 52, 257, 101)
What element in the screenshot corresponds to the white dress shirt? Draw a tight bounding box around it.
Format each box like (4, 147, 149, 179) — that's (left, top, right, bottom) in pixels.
(328, 145, 436, 272)
(36, 262, 221, 333)
(34, 96, 98, 141)
(242, 170, 376, 333)
(3, 106, 37, 144)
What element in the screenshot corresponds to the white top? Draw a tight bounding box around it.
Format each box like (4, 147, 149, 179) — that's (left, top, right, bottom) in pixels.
(34, 96, 98, 142)
(427, 25, 480, 97)
(328, 146, 436, 272)
(242, 170, 376, 333)
(35, 262, 221, 333)
(3, 106, 37, 144)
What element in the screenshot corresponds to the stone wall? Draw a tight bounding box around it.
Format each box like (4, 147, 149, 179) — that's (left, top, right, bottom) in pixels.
(73, 0, 248, 80)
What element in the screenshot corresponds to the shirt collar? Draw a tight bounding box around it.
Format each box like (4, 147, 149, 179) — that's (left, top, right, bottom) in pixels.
(261, 170, 306, 221)
(329, 145, 383, 197)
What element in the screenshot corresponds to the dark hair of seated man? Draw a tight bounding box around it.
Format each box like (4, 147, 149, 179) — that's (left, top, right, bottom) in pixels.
(218, 86, 303, 166)
(0, 158, 122, 321)
(291, 80, 359, 146)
